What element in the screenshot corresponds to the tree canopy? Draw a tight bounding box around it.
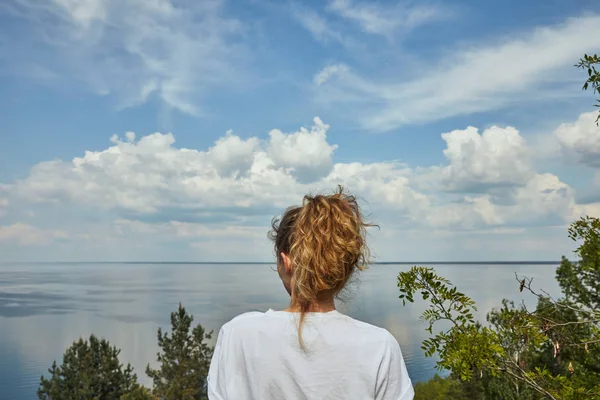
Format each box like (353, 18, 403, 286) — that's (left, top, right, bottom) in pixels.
(145, 304, 213, 400)
(414, 52, 600, 399)
(38, 305, 214, 400)
(402, 217, 600, 400)
(577, 53, 600, 122)
(37, 335, 140, 400)
(414, 374, 474, 399)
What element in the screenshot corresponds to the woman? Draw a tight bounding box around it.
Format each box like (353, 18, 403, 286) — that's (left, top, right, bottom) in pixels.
(207, 187, 414, 400)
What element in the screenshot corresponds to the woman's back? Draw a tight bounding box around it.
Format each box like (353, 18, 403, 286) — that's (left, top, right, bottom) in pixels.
(207, 310, 414, 400)
(207, 187, 414, 399)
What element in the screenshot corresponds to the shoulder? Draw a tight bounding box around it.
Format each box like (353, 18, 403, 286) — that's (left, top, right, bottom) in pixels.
(343, 315, 397, 342)
(331, 313, 402, 351)
(220, 311, 268, 333)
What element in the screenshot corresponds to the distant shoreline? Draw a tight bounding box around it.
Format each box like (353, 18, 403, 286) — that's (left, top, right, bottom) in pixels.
(1, 261, 562, 265)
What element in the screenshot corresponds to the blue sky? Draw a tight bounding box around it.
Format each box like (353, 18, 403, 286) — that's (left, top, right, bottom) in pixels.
(1, 0, 599, 262)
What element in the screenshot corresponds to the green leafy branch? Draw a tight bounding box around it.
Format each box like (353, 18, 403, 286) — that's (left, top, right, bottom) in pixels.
(397, 266, 591, 400)
(576, 53, 600, 123)
(398, 267, 503, 380)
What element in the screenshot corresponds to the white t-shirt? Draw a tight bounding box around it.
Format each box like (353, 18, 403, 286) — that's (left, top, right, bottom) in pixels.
(207, 309, 414, 400)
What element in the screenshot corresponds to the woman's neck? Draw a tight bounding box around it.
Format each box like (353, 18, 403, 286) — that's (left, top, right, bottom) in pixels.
(285, 296, 336, 313)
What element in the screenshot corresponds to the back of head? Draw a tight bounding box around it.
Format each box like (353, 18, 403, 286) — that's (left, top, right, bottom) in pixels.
(291, 186, 372, 306)
(269, 186, 375, 346)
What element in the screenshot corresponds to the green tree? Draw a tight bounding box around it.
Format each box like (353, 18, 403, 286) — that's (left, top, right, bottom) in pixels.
(120, 386, 156, 400)
(556, 216, 600, 310)
(399, 217, 600, 400)
(414, 374, 476, 400)
(576, 53, 600, 122)
(145, 304, 214, 400)
(37, 335, 141, 400)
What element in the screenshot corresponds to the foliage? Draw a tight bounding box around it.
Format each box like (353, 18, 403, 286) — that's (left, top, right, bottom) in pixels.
(120, 386, 156, 400)
(400, 217, 600, 400)
(37, 335, 140, 400)
(398, 267, 503, 380)
(414, 374, 476, 400)
(577, 53, 600, 122)
(556, 216, 600, 310)
(145, 303, 214, 400)
(38, 305, 214, 400)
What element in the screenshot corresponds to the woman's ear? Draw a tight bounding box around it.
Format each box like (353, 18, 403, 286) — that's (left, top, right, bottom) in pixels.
(280, 252, 292, 274)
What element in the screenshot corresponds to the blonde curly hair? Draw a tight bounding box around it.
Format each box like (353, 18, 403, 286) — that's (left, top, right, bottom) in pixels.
(268, 186, 376, 347)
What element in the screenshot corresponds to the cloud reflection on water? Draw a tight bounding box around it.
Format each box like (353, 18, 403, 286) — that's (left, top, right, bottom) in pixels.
(0, 262, 560, 400)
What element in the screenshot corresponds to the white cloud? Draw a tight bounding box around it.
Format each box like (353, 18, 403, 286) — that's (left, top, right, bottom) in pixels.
(425, 195, 502, 229)
(313, 64, 349, 86)
(410, 123, 576, 230)
(112, 219, 264, 240)
(327, 0, 446, 39)
(425, 173, 575, 230)
(291, 4, 346, 45)
(325, 161, 429, 216)
(0, 115, 592, 258)
(0, 117, 425, 230)
(440, 125, 533, 192)
(9, 119, 339, 217)
(0, 199, 7, 217)
(54, 0, 107, 26)
(267, 117, 338, 183)
(291, 0, 446, 49)
(420, 121, 576, 229)
(509, 173, 575, 223)
(554, 111, 600, 168)
(0, 223, 68, 245)
(314, 15, 600, 131)
(125, 131, 136, 142)
(574, 202, 600, 219)
(3, 0, 248, 115)
(0, 185, 9, 217)
(209, 131, 261, 179)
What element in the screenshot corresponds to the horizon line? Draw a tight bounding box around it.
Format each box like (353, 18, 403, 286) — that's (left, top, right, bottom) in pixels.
(0, 260, 562, 265)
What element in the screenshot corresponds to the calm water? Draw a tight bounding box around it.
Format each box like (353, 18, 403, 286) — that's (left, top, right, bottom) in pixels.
(0, 262, 560, 399)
